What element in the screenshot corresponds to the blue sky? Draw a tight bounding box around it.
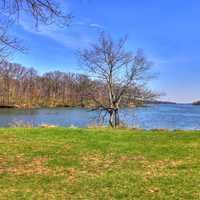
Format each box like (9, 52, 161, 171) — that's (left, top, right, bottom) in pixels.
(9, 0, 200, 103)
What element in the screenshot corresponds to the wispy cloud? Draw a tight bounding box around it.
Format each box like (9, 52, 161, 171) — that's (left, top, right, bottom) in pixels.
(16, 16, 102, 49)
(89, 23, 104, 29)
(72, 20, 104, 29)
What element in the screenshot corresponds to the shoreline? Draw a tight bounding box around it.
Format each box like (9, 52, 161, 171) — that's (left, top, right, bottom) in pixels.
(0, 104, 140, 109)
(0, 102, 180, 110)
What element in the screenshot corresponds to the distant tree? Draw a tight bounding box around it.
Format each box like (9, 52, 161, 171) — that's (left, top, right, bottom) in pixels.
(78, 33, 157, 127)
(75, 74, 93, 107)
(0, 61, 26, 104)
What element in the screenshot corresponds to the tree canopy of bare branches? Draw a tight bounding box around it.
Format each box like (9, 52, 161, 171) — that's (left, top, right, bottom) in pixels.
(0, 0, 72, 59)
(79, 33, 157, 127)
(0, 0, 72, 26)
(0, 20, 25, 60)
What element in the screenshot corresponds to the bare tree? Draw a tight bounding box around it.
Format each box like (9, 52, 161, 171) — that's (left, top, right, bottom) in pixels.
(79, 33, 157, 128)
(0, 0, 72, 59)
(0, 20, 25, 60)
(0, 0, 72, 27)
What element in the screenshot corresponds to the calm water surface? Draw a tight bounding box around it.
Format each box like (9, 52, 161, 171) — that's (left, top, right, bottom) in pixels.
(0, 104, 200, 130)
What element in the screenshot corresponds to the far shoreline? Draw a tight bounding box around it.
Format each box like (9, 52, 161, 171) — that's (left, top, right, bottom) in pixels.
(0, 101, 180, 110)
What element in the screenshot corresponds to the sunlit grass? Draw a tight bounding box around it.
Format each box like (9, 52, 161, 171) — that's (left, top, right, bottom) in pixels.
(0, 128, 200, 199)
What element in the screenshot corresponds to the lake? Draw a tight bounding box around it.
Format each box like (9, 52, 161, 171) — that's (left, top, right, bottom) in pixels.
(0, 104, 200, 130)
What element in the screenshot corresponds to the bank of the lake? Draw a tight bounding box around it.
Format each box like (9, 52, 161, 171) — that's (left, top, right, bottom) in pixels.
(0, 128, 200, 199)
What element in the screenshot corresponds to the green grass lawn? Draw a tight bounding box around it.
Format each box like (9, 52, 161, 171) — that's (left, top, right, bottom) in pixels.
(0, 128, 200, 199)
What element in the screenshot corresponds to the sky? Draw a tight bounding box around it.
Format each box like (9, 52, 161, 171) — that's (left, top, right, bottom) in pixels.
(8, 0, 200, 103)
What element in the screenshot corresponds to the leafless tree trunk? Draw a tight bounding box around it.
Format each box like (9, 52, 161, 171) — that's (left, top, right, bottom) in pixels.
(78, 33, 157, 127)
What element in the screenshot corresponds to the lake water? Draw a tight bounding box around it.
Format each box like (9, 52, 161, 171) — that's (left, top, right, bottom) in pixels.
(0, 104, 200, 130)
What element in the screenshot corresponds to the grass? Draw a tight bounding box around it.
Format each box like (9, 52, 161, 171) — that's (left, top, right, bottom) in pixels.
(0, 128, 200, 199)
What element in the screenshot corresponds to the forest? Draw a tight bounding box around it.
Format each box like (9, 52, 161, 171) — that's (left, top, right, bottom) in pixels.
(0, 60, 93, 108)
(0, 60, 151, 108)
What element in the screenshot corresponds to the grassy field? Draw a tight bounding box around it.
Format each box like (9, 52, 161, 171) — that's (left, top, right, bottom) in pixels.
(0, 128, 200, 199)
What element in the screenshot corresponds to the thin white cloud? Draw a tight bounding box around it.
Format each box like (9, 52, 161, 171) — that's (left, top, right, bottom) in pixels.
(72, 20, 104, 29)
(89, 23, 104, 29)
(17, 16, 96, 49)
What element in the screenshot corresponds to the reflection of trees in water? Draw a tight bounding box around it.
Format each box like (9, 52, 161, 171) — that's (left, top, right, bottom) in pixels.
(15, 109, 39, 116)
(26, 109, 39, 116)
(11, 109, 39, 127)
(0, 108, 39, 116)
(88, 108, 139, 128)
(119, 109, 139, 128)
(85, 110, 105, 127)
(47, 110, 59, 115)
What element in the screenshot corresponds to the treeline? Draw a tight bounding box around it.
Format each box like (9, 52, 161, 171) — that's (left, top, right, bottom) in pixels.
(0, 61, 151, 108)
(0, 61, 94, 108)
